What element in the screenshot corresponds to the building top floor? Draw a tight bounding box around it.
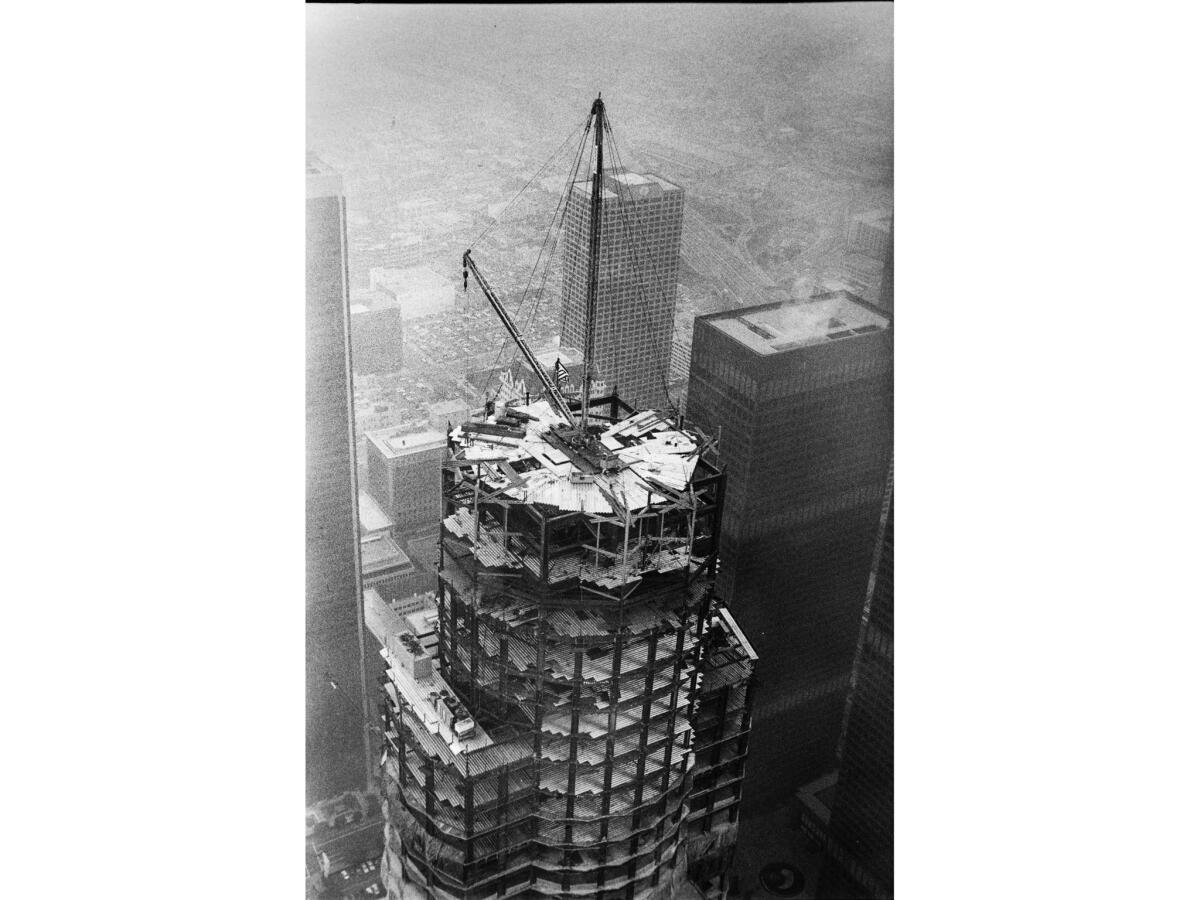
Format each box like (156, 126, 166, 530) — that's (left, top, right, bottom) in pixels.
(358, 490, 394, 534)
(448, 399, 705, 519)
(348, 288, 401, 315)
(306, 153, 343, 199)
(851, 208, 893, 230)
(569, 169, 684, 203)
(366, 426, 446, 461)
(701, 291, 891, 357)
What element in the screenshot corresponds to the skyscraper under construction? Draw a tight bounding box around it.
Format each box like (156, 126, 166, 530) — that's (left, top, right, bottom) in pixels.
(368, 97, 756, 900)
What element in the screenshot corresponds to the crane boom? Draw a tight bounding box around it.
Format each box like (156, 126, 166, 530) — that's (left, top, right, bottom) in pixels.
(462, 249, 575, 423)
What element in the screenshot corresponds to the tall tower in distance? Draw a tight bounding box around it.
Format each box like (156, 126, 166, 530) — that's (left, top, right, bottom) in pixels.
(560, 170, 684, 412)
(685, 290, 892, 810)
(307, 154, 371, 804)
(815, 485, 894, 900)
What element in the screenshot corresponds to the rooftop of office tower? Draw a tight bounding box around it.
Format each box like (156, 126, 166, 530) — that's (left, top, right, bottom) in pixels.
(306, 152, 343, 198)
(366, 425, 446, 460)
(570, 168, 683, 201)
(702, 290, 891, 355)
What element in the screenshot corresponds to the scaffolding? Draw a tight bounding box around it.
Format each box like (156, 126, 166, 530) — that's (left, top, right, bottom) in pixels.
(373, 393, 755, 900)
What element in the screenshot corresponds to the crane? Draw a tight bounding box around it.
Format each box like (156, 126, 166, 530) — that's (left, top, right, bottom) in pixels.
(462, 248, 574, 422)
(462, 95, 609, 433)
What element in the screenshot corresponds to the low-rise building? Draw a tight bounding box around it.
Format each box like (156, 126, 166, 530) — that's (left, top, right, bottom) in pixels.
(357, 491, 417, 602)
(364, 426, 445, 532)
(368, 265, 455, 321)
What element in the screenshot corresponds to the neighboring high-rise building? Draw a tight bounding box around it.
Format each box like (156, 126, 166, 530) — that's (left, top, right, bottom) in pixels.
(685, 291, 892, 808)
(560, 171, 684, 411)
(847, 209, 892, 261)
(841, 209, 892, 305)
(816, 489, 894, 900)
(877, 237, 893, 314)
(307, 155, 371, 804)
(369, 395, 755, 900)
(349, 287, 405, 375)
(842, 253, 886, 299)
(364, 426, 446, 532)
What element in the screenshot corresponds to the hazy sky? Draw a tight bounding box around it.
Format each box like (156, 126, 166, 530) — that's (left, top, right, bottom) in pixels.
(308, 4, 892, 152)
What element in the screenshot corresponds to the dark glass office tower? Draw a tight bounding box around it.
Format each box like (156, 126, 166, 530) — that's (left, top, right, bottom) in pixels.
(307, 156, 370, 803)
(817, 493, 894, 900)
(685, 291, 892, 809)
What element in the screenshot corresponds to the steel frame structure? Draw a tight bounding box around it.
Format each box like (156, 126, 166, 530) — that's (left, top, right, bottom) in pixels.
(376, 394, 755, 899)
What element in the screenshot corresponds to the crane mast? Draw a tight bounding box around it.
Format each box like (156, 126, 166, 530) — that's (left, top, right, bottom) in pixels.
(580, 94, 605, 431)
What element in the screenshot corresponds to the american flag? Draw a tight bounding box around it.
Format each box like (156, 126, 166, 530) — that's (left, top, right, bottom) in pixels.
(553, 358, 570, 387)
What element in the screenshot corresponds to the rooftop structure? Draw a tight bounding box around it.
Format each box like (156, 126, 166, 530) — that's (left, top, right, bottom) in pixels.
(366, 427, 446, 461)
(349, 288, 399, 315)
(359, 533, 412, 576)
(704, 293, 889, 356)
(358, 491, 394, 535)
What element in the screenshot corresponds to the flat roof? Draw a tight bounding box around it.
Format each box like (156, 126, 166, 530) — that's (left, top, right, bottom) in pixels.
(361, 533, 411, 571)
(610, 170, 681, 191)
(364, 590, 494, 756)
(348, 288, 399, 314)
(366, 426, 446, 459)
(853, 208, 893, 227)
(306, 156, 343, 199)
(705, 293, 889, 355)
(845, 252, 886, 269)
(571, 169, 682, 201)
(358, 491, 394, 533)
(534, 346, 583, 369)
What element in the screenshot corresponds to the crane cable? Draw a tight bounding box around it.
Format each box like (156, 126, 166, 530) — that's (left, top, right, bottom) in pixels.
(479, 116, 595, 405)
(601, 116, 683, 414)
(468, 116, 588, 253)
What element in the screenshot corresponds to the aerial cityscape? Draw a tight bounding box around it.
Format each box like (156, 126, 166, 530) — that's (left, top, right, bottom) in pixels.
(308, 5, 892, 899)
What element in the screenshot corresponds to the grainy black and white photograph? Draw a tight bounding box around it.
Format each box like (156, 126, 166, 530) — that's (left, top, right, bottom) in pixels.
(306, 5, 892, 898)
(14, 3, 1199, 900)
